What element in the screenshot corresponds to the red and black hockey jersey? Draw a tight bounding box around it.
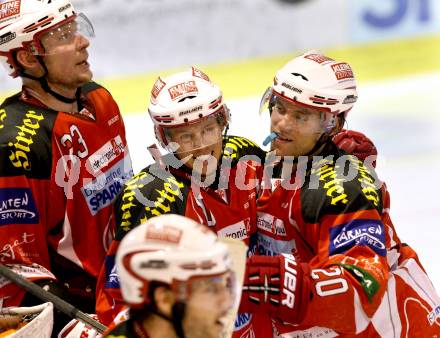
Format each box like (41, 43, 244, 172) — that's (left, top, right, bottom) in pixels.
(256, 143, 389, 336)
(0, 83, 132, 306)
(96, 135, 265, 338)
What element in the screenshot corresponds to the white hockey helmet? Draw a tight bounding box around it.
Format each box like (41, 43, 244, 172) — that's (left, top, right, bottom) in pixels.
(0, 0, 93, 77)
(116, 214, 235, 308)
(148, 67, 230, 149)
(261, 50, 358, 119)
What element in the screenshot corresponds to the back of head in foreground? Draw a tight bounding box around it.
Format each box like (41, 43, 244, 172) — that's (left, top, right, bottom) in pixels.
(110, 214, 238, 338)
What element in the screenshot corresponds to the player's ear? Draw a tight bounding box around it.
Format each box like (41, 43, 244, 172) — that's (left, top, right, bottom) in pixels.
(329, 115, 345, 136)
(15, 49, 43, 76)
(153, 286, 176, 316)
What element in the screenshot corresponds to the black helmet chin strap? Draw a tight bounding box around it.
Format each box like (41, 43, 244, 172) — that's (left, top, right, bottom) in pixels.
(150, 302, 186, 338)
(19, 55, 80, 104)
(305, 133, 330, 157)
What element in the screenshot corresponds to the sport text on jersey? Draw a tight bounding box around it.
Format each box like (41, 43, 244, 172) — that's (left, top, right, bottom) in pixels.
(0, 188, 39, 225)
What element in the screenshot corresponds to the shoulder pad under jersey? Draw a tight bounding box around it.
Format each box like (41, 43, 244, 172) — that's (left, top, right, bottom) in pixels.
(0, 93, 58, 178)
(301, 154, 383, 224)
(223, 135, 266, 163)
(114, 163, 188, 239)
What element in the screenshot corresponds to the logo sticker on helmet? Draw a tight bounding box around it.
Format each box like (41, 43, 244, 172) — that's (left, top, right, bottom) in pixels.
(192, 67, 210, 82)
(331, 63, 354, 81)
(0, 1, 21, 24)
(343, 94, 358, 104)
(178, 105, 203, 117)
(168, 81, 199, 101)
(145, 225, 182, 244)
(151, 77, 166, 100)
(304, 53, 334, 64)
(58, 3, 72, 13)
(0, 32, 16, 45)
(281, 82, 302, 94)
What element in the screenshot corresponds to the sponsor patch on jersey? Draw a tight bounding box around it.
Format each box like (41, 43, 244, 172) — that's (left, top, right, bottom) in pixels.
(329, 219, 386, 256)
(104, 255, 120, 290)
(428, 304, 440, 325)
(257, 233, 296, 257)
(0, 1, 21, 24)
(81, 157, 133, 215)
(257, 212, 286, 237)
(87, 135, 125, 174)
(331, 62, 354, 81)
(0, 188, 39, 226)
(8, 110, 45, 171)
(0, 232, 36, 263)
(234, 312, 252, 331)
(107, 114, 120, 126)
(217, 220, 248, 241)
(257, 212, 273, 232)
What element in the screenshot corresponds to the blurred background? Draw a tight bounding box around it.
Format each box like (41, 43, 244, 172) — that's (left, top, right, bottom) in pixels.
(1, 0, 439, 286)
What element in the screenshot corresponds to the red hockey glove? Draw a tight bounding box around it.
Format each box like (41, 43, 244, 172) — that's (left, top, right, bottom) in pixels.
(239, 254, 311, 324)
(333, 129, 377, 167)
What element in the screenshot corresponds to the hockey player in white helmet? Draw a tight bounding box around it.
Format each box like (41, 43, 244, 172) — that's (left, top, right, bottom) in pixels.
(0, 0, 132, 335)
(0, 0, 94, 102)
(95, 68, 267, 337)
(148, 68, 233, 178)
(240, 51, 440, 336)
(103, 214, 240, 338)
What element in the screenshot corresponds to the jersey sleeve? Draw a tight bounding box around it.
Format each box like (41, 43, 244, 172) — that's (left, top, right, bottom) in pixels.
(95, 165, 187, 325)
(299, 155, 389, 334)
(0, 95, 60, 306)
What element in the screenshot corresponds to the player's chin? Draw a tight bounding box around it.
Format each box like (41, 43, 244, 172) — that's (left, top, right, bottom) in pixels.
(211, 320, 224, 338)
(77, 69, 93, 84)
(271, 143, 289, 157)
